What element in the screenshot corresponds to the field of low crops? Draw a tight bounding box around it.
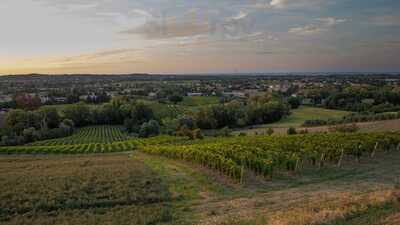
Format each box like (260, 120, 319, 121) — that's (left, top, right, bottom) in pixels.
(0, 155, 173, 225)
(3, 124, 400, 186)
(0, 126, 138, 154)
(140, 132, 400, 182)
(30, 126, 129, 145)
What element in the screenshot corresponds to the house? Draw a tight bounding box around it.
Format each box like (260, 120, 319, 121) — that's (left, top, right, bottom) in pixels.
(222, 91, 246, 98)
(38, 92, 50, 104)
(244, 89, 264, 97)
(187, 92, 203, 97)
(53, 97, 68, 103)
(0, 95, 12, 103)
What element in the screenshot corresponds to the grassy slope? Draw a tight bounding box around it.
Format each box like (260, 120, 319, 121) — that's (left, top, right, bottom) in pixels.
(139, 100, 191, 119)
(179, 96, 220, 107)
(1, 150, 400, 225)
(0, 155, 173, 225)
(135, 150, 400, 225)
(266, 106, 350, 128)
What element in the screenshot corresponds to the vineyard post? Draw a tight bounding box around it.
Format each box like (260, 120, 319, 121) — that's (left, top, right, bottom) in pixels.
(371, 142, 378, 158)
(240, 165, 245, 184)
(318, 153, 325, 170)
(295, 157, 301, 173)
(337, 148, 344, 168)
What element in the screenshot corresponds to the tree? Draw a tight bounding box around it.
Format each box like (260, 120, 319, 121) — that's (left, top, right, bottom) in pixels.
(168, 95, 183, 105)
(37, 106, 61, 129)
(60, 119, 75, 135)
(125, 103, 155, 133)
(267, 128, 274, 136)
(63, 103, 92, 127)
(177, 115, 197, 130)
(6, 109, 40, 135)
(22, 127, 36, 142)
(195, 108, 217, 129)
(139, 120, 160, 138)
(287, 127, 297, 135)
(15, 94, 41, 111)
(287, 96, 301, 109)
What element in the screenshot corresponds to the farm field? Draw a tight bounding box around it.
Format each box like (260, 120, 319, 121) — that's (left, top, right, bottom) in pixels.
(236, 119, 400, 136)
(264, 106, 350, 128)
(139, 100, 192, 119)
(1, 149, 400, 225)
(30, 126, 129, 145)
(0, 126, 137, 154)
(0, 155, 173, 225)
(179, 96, 220, 107)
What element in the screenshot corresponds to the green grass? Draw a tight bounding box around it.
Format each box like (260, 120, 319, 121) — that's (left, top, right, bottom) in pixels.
(265, 106, 350, 128)
(139, 100, 192, 119)
(0, 155, 173, 225)
(179, 96, 220, 107)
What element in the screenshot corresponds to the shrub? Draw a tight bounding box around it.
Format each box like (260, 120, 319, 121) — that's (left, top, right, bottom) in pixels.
(329, 123, 359, 133)
(267, 128, 274, 136)
(287, 127, 297, 135)
(139, 120, 160, 138)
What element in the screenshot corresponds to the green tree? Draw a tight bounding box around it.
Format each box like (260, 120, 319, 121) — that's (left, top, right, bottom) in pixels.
(139, 120, 160, 138)
(168, 95, 183, 105)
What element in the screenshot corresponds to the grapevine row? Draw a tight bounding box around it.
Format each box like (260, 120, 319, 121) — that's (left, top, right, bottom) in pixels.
(139, 132, 400, 182)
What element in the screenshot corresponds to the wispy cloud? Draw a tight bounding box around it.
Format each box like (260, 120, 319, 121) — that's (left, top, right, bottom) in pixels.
(269, 0, 325, 9)
(289, 17, 346, 35)
(370, 15, 400, 26)
(231, 11, 248, 21)
(120, 18, 210, 39)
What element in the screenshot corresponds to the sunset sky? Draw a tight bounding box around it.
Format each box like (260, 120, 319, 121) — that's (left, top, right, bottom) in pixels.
(1, 0, 400, 74)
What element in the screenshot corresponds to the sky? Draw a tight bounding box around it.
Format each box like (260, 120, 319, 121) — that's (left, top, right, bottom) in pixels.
(0, 0, 400, 74)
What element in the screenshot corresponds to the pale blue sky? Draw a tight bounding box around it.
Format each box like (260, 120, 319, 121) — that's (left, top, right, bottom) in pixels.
(0, 0, 399, 74)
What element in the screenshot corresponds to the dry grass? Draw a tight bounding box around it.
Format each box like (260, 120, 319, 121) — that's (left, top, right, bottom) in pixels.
(236, 119, 400, 135)
(199, 188, 400, 225)
(0, 154, 173, 225)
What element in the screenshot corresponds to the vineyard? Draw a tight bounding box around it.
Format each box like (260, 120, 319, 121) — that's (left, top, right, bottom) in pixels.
(29, 126, 129, 145)
(0, 126, 137, 154)
(140, 132, 400, 182)
(2, 125, 400, 184)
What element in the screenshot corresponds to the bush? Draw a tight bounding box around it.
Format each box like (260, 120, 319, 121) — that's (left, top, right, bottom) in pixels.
(329, 123, 359, 133)
(303, 119, 328, 127)
(267, 128, 274, 136)
(287, 96, 301, 109)
(287, 127, 297, 135)
(139, 120, 160, 138)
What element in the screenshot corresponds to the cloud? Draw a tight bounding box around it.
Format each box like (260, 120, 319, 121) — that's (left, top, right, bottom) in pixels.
(370, 15, 400, 26)
(318, 17, 346, 26)
(269, 0, 324, 9)
(289, 17, 346, 35)
(130, 9, 153, 19)
(289, 24, 321, 35)
(231, 11, 248, 21)
(120, 17, 210, 39)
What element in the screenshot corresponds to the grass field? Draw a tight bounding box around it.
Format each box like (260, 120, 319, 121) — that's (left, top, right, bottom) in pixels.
(139, 100, 191, 119)
(179, 96, 220, 107)
(265, 106, 350, 128)
(2, 150, 399, 225)
(0, 155, 173, 225)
